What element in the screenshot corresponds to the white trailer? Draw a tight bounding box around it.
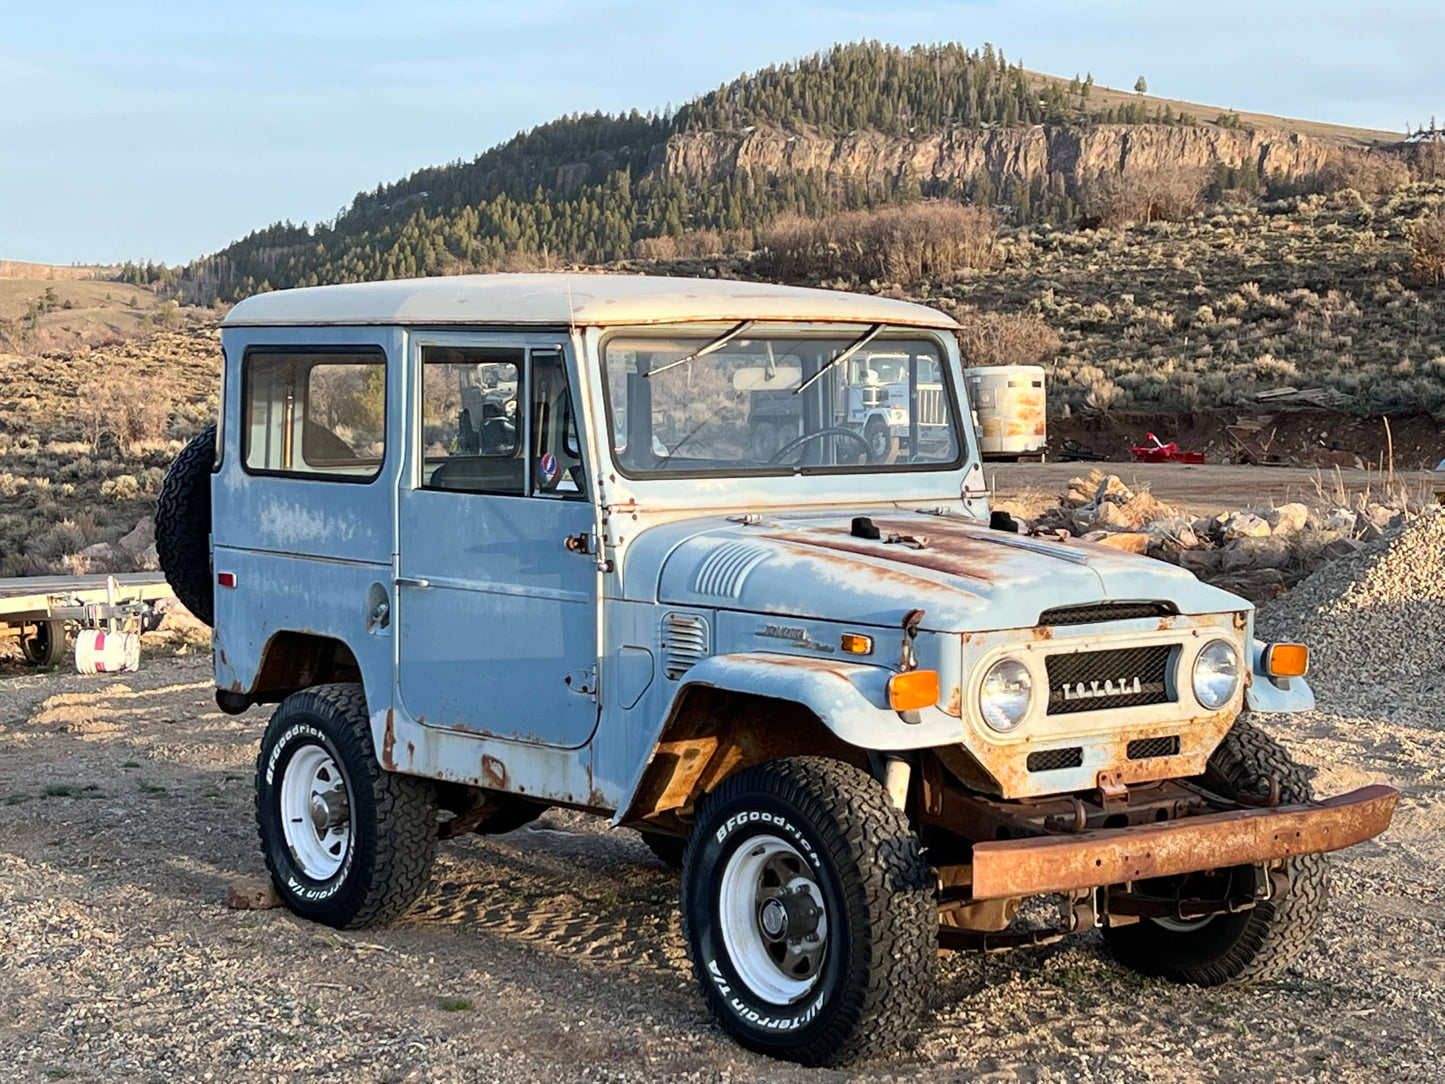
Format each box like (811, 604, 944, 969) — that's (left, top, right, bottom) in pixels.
(0, 572, 171, 671)
(965, 364, 1047, 461)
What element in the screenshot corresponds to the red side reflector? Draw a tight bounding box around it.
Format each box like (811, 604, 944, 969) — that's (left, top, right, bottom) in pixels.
(216, 572, 237, 588)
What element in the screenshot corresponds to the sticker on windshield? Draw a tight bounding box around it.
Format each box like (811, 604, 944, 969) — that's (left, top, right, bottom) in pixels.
(539, 452, 560, 487)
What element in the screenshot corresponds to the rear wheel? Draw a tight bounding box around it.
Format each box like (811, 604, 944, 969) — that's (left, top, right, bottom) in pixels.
(256, 683, 437, 928)
(681, 757, 934, 1066)
(19, 620, 66, 667)
(1104, 718, 1329, 984)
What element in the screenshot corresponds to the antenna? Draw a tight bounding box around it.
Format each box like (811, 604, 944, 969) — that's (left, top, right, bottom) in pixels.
(564, 277, 576, 329)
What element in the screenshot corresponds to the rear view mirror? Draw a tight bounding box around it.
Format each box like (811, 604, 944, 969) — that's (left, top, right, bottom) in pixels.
(732, 365, 802, 391)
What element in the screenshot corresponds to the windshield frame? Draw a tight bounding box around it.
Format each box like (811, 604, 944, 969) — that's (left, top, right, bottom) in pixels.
(597, 322, 968, 482)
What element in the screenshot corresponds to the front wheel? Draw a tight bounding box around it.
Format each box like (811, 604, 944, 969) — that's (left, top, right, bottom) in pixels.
(255, 683, 437, 928)
(681, 757, 935, 1066)
(1104, 718, 1329, 984)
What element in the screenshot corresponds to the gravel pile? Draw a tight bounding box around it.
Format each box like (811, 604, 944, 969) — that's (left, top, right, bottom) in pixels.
(1256, 507, 1445, 721)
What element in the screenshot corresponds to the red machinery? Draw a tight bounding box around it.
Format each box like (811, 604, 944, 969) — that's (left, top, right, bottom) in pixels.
(1131, 432, 1205, 464)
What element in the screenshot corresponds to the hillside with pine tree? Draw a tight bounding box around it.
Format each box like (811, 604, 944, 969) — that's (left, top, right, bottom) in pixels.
(174, 41, 1411, 303)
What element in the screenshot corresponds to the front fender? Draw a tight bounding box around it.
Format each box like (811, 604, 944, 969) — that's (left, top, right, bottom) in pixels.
(609, 651, 964, 826)
(1245, 639, 1315, 713)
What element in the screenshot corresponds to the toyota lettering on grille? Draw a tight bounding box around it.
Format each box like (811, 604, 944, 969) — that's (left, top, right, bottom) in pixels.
(1061, 677, 1144, 702)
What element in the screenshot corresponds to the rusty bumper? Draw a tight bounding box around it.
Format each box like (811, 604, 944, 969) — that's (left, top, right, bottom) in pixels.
(968, 784, 1398, 900)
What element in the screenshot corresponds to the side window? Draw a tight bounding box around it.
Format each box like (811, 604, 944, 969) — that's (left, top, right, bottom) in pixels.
(242, 349, 386, 480)
(529, 349, 586, 498)
(421, 346, 524, 493)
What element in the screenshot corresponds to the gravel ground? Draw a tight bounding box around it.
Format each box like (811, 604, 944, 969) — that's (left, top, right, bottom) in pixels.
(4, 535, 1445, 1083)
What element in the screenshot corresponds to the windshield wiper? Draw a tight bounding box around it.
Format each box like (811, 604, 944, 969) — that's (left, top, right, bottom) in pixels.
(644, 320, 755, 378)
(793, 323, 885, 395)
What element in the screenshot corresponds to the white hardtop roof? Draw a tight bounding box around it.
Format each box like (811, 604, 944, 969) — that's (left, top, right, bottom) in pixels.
(221, 273, 960, 331)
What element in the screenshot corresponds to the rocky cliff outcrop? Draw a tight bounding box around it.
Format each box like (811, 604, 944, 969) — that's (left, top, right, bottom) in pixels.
(655, 124, 1346, 193)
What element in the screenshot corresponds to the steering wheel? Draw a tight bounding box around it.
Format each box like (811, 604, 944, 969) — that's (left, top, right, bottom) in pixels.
(767, 426, 875, 465)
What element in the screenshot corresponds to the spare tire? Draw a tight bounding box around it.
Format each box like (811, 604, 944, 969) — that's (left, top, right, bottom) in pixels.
(156, 423, 216, 627)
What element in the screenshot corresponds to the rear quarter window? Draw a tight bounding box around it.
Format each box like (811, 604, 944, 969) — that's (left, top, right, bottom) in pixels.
(242, 348, 386, 481)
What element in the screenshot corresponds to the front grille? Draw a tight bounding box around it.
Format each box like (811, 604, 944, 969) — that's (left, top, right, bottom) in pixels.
(915, 386, 946, 426)
(1038, 601, 1177, 627)
(1027, 747, 1084, 772)
(1128, 735, 1182, 760)
(1045, 645, 1175, 715)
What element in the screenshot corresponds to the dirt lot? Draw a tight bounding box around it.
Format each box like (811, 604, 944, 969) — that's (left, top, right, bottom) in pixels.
(989, 461, 1436, 518)
(1, 645, 1442, 1083)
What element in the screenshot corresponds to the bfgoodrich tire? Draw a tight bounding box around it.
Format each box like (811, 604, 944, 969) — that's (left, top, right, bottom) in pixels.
(681, 757, 935, 1066)
(155, 423, 215, 626)
(1104, 718, 1329, 984)
(256, 683, 437, 928)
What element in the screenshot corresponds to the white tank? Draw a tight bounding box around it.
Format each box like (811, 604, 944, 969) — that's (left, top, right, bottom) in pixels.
(965, 365, 1047, 460)
(74, 629, 140, 674)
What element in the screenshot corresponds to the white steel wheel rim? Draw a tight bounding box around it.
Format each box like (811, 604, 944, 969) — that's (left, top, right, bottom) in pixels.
(716, 833, 829, 1006)
(280, 744, 352, 880)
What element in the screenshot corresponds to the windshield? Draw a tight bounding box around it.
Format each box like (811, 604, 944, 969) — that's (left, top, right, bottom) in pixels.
(602, 328, 962, 477)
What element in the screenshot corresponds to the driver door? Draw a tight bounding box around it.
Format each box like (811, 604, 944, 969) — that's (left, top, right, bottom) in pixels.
(395, 335, 599, 749)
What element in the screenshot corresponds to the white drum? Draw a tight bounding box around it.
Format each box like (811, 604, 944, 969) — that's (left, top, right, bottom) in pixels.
(74, 629, 141, 674)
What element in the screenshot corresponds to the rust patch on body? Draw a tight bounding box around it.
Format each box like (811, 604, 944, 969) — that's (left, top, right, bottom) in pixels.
(381, 709, 397, 771)
(944, 686, 962, 717)
(969, 785, 1399, 899)
(481, 754, 508, 790)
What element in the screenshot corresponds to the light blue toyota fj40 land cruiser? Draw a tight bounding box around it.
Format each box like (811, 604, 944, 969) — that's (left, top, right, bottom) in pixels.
(157, 274, 1396, 1066)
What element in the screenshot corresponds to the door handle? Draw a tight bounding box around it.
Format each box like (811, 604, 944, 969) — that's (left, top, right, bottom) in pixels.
(395, 577, 431, 589)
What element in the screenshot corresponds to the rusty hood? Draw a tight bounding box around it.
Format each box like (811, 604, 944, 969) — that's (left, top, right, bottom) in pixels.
(647, 511, 1245, 632)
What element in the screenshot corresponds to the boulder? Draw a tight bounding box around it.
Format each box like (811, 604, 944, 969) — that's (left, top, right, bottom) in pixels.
(1080, 530, 1151, 554)
(1219, 535, 1292, 574)
(1094, 475, 1135, 506)
(1144, 519, 1201, 562)
(1318, 536, 1365, 562)
(1180, 549, 1224, 574)
(117, 516, 156, 557)
(1221, 511, 1271, 540)
(1321, 508, 1357, 533)
(1265, 503, 1309, 535)
(1062, 477, 1097, 508)
(77, 542, 119, 570)
(1088, 501, 1134, 531)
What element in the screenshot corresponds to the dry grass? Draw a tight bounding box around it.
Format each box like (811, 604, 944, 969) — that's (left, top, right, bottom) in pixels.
(632, 229, 752, 261)
(1084, 166, 1207, 228)
(910, 181, 1445, 417)
(0, 323, 219, 577)
(760, 201, 997, 283)
(955, 311, 1060, 368)
(1411, 208, 1445, 286)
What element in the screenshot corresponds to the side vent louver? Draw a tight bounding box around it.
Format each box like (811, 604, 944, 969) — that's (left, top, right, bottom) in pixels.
(662, 612, 710, 679)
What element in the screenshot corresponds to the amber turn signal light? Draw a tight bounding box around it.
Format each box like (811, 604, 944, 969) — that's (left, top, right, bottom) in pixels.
(1263, 642, 1309, 677)
(840, 633, 873, 655)
(889, 669, 940, 711)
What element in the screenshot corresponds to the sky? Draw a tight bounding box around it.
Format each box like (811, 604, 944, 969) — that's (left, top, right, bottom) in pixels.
(1, 0, 1439, 266)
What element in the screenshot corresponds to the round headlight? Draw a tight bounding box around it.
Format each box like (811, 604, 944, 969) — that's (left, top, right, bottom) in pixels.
(1193, 639, 1241, 709)
(980, 658, 1033, 732)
